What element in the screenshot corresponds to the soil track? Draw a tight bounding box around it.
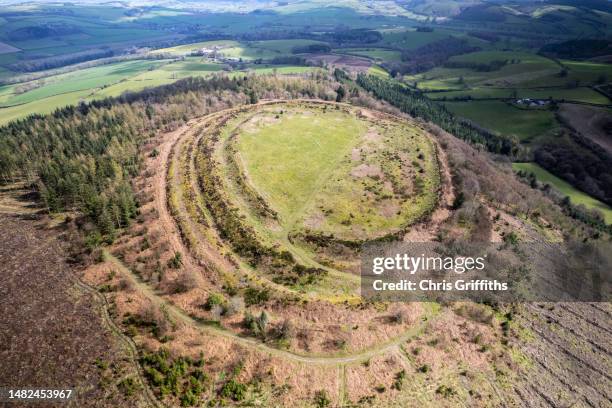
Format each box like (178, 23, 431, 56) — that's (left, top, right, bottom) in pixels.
(404, 133, 454, 242)
(153, 119, 204, 276)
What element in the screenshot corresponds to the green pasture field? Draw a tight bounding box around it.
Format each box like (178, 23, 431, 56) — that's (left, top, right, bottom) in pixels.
(233, 104, 439, 240)
(560, 60, 612, 83)
(154, 40, 240, 55)
(235, 107, 365, 223)
(107, 60, 315, 91)
(0, 59, 165, 107)
(219, 45, 281, 61)
(517, 88, 609, 105)
(248, 39, 328, 55)
(0, 89, 91, 124)
(513, 60, 612, 88)
(233, 66, 320, 75)
(93, 58, 225, 97)
(409, 51, 611, 100)
(443, 101, 558, 142)
(448, 51, 545, 64)
(512, 163, 612, 224)
(222, 40, 327, 60)
(426, 88, 514, 100)
(156, 39, 327, 60)
(368, 65, 389, 78)
(0, 59, 168, 124)
(412, 50, 610, 106)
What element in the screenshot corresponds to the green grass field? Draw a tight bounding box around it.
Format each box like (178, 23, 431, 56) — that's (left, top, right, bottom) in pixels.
(410, 50, 611, 105)
(0, 59, 165, 107)
(96, 63, 317, 98)
(0, 89, 92, 124)
(248, 39, 328, 55)
(512, 163, 612, 224)
(517, 88, 609, 105)
(154, 40, 239, 55)
(237, 66, 319, 75)
(517, 60, 612, 88)
(233, 104, 439, 240)
(156, 39, 329, 60)
(426, 88, 512, 100)
(444, 101, 558, 142)
(93, 58, 225, 98)
(236, 107, 365, 222)
(407, 51, 561, 90)
(368, 65, 389, 78)
(0, 59, 175, 124)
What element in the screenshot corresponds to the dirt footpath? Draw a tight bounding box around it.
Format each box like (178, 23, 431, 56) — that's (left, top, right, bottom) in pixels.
(0, 213, 147, 408)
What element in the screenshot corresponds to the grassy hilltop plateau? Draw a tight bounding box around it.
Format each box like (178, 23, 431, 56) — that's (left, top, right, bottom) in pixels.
(0, 1, 611, 407)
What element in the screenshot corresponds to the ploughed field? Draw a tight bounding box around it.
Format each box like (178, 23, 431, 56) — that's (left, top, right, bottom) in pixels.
(196, 101, 440, 289)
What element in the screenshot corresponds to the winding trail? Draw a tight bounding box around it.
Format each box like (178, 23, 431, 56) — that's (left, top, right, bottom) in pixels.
(103, 250, 435, 365)
(70, 274, 164, 408)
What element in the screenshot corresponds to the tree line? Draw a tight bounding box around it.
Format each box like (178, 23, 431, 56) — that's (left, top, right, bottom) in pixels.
(535, 136, 612, 207)
(387, 38, 480, 76)
(10, 49, 115, 73)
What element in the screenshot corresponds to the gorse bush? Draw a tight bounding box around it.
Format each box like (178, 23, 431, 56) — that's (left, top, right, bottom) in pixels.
(140, 347, 210, 406)
(314, 390, 331, 407)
